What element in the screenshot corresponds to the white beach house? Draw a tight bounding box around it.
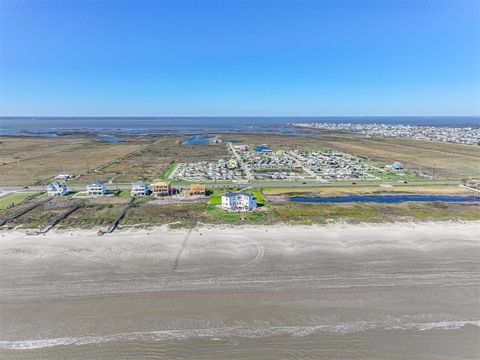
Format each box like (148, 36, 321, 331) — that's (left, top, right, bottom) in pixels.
(221, 192, 257, 212)
(86, 180, 107, 196)
(131, 180, 150, 196)
(47, 181, 68, 196)
(387, 161, 405, 171)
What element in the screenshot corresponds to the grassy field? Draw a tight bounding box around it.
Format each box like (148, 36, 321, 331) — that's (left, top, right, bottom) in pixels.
(271, 202, 480, 224)
(2, 193, 479, 229)
(87, 136, 229, 184)
(1, 132, 478, 187)
(58, 203, 124, 229)
(0, 137, 142, 186)
(122, 203, 208, 228)
(0, 192, 40, 210)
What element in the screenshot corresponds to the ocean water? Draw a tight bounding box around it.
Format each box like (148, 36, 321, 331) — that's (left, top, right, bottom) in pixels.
(1, 116, 479, 136)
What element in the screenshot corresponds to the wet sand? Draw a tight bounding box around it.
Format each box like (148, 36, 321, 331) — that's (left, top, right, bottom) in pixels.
(1, 222, 479, 359)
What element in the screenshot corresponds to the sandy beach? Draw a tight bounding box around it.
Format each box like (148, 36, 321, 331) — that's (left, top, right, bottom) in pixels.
(1, 222, 479, 359)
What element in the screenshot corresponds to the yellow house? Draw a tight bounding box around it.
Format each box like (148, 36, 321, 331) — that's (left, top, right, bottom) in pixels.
(151, 180, 171, 196)
(187, 184, 206, 196)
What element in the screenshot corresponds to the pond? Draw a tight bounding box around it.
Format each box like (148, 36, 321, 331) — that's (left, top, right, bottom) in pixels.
(290, 195, 480, 204)
(255, 145, 272, 152)
(183, 135, 212, 145)
(95, 135, 124, 142)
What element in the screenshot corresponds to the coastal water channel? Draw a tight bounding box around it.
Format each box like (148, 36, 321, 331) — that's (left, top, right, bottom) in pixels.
(290, 194, 480, 204)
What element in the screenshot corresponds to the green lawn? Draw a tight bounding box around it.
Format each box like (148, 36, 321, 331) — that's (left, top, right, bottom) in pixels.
(209, 195, 222, 204)
(206, 204, 266, 223)
(0, 192, 41, 210)
(118, 189, 133, 197)
(161, 162, 176, 180)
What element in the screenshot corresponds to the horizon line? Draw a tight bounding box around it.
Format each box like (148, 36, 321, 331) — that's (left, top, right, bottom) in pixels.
(1, 115, 480, 118)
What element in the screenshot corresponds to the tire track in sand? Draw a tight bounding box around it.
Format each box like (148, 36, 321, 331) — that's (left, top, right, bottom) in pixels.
(172, 229, 192, 271)
(237, 237, 264, 268)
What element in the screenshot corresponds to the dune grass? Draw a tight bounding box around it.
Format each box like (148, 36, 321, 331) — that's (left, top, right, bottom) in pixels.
(0, 192, 40, 210)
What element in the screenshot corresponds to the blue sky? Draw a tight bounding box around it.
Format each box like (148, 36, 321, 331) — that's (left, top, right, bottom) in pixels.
(0, 1, 479, 116)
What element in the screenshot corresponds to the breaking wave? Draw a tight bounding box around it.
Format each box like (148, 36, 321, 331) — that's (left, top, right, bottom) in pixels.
(1, 320, 479, 350)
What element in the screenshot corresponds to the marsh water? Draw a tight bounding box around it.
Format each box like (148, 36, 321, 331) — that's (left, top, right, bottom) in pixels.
(290, 194, 480, 204)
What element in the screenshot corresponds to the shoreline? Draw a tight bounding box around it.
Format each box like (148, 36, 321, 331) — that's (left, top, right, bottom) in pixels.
(2, 218, 480, 237)
(1, 219, 479, 359)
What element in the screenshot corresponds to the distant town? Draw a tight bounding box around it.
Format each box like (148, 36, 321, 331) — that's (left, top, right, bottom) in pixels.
(293, 122, 480, 145)
(172, 144, 400, 183)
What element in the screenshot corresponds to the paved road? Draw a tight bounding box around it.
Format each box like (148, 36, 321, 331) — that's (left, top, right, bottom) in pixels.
(0, 180, 463, 193)
(228, 142, 253, 180)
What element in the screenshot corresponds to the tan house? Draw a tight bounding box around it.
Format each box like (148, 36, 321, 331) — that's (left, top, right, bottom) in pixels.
(151, 180, 171, 196)
(187, 184, 206, 196)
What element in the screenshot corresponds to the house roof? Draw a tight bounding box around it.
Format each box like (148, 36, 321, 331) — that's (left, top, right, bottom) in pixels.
(189, 184, 206, 190)
(223, 192, 254, 198)
(88, 180, 106, 186)
(132, 180, 148, 186)
(151, 180, 171, 186)
(48, 181, 66, 188)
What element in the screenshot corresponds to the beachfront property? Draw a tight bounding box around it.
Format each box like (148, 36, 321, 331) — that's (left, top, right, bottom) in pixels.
(47, 181, 68, 196)
(151, 180, 171, 197)
(186, 184, 206, 196)
(221, 192, 257, 212)
(131, 180, 150, 196)
(386, 161, 405, 171)
(86, 180, 107, 196)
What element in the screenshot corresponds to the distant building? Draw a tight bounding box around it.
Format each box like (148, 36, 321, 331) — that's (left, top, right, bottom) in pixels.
(255, 145, 272, 152)
(234, 145, 247, 152)
(227, 159, 238, 169)
(151, 180, 171, 197)
(221, 192, 257, 212)
(131, 180, 149, 196)
(47, 181, 68, 196)
(387, 161, 404, 171)
(86, 181, 107, 196)
(466, 179, 480, 190)
(187, 184, 206, 196)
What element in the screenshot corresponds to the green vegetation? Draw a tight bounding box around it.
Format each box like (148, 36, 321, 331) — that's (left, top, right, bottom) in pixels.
(161, 162, 176, 180)
(271, 202, 480, 225)
(118, 189, 132, 197)
(245, 189, 265, 205)
(209, 195, 222, 205)
(58, 203, 123, 229)
(205, 204, 267, 223)
(0, 192, 40, 210)
(122, 203, 208, 229)
(2, 193, 479, 229)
